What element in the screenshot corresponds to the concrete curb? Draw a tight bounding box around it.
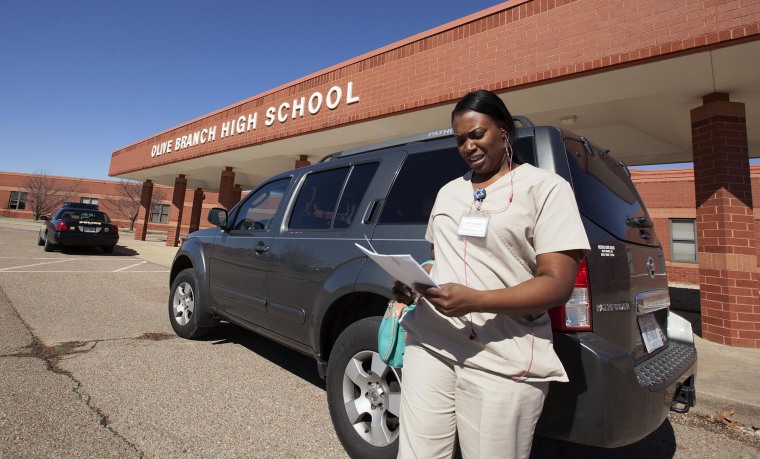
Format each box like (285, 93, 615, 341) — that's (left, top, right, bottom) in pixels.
(691, 393, 760, 428)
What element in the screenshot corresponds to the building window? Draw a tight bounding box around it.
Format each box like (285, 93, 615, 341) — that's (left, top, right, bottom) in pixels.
(670, 219, 698, 263)
(150, 204, 170, 223)
(8, 191, 28, 210)
(80, 197, 99, 206)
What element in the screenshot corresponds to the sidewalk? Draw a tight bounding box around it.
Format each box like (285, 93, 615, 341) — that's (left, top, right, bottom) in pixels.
(2, 217, 760, 427)
(690, 330, 760, 427)
(668, 286, 760, 427)
(117, 229, 179, 268)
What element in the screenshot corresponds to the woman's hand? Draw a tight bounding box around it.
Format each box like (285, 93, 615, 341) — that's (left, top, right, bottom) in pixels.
(391, 280, 416, 305)
(415, 282, 479, 317)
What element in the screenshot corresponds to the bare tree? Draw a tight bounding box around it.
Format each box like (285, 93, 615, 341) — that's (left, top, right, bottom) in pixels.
(101, 180, 167, 230)
(22, 171, 83, 220)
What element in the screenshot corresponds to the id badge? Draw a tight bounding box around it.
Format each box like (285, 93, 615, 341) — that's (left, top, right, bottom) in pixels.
(458, 213, 490, 237)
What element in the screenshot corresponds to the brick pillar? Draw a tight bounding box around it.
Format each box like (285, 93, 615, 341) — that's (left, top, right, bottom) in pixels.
(691, 92, 759, 348)
(295, 154, 311, 168)
(189, 188, 204, 233)
(166, 175, 187, 247)
(233, 184, 243, 204)
(218, 167, 237, 210)
(135, 180, 153, 241)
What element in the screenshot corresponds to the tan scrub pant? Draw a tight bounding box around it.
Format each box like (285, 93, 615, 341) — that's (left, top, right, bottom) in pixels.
(398, 344, 549, 459)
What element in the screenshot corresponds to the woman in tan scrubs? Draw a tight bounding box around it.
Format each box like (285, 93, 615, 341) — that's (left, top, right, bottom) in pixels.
(396, 90, 590, 458)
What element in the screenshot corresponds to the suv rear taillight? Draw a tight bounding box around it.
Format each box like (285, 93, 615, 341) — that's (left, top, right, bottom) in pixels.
(55, 222, 69, 231)
(549, 259, 592, 331)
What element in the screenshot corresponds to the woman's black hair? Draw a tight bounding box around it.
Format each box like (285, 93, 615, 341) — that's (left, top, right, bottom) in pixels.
(451, 90, 517, 140)
(451, 91, 522, 167)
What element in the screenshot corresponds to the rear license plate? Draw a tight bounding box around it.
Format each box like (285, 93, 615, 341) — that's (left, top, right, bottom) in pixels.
(638, 313, 665, 353)
(83, 227, 97, 233)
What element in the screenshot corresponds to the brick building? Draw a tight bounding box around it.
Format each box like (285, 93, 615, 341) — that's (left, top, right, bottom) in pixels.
(0, 172, 220, 235)
(9, 0, 760, 346)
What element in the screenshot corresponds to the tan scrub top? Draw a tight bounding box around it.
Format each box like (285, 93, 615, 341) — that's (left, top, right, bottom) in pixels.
(403, 164, 591, 381)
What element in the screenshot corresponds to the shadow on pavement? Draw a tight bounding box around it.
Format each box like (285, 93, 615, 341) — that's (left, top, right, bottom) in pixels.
(531, 418, 676, 458)
(43, 245, 140, 258)
(200, 322, 326, 389)
(111, 245, 139, 257)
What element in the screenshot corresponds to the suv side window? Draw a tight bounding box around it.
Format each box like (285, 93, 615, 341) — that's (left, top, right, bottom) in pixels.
(334, 163, 379, 229)
(230, 178, 290, 231)
(379, 148, 467, 224)
(289, 163, 379, 230)
(290, 168, 349, 230)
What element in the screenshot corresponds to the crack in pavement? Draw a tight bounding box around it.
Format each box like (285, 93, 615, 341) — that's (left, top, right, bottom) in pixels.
(1, 287, 176, 458)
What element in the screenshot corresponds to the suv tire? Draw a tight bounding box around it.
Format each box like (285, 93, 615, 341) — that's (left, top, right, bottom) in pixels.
(326, 316, 402, 459)
(169, 269, 212, 339)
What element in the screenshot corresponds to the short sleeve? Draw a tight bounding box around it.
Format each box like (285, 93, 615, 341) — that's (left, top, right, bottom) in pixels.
(533, 178, 591, 258)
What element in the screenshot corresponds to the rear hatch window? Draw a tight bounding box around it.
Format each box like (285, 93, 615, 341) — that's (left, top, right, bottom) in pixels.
(564, 138, 659, 247)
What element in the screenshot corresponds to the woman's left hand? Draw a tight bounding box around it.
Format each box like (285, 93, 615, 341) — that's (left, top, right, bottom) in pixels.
(415, 282, 479, 317)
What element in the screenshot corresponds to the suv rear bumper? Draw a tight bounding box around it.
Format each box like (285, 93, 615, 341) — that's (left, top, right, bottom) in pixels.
(537, 331, 697, 448)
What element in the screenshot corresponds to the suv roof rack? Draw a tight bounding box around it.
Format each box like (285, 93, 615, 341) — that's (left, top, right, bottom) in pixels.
(320, 128, 454, 162)
(319, 115, 534, 162)
(62, 201, 99, 210)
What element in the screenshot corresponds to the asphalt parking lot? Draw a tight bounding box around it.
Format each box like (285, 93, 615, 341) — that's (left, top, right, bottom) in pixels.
(1, 222, 759, 458)
(0, 225, 347, 458)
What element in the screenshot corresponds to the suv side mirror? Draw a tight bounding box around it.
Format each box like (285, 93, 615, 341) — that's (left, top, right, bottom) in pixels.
(208, 208, 228, 229)
(40, 215, 50, 221)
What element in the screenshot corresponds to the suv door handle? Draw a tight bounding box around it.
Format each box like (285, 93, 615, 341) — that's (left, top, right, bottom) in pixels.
(253, 242, 270, 253)
(362, 200, 380, 224)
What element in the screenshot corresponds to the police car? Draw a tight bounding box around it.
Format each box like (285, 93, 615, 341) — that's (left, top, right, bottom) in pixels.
(38, 202, 119, 253)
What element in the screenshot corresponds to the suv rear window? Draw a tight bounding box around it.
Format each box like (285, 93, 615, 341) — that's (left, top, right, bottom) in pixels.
(379, 147, 467, 224)
(565, 138, 656, 245)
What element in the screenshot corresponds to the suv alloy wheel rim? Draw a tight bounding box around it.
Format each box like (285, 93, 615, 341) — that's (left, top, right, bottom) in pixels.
(341, 349, 401, 447)
(173, 282, 195, 326)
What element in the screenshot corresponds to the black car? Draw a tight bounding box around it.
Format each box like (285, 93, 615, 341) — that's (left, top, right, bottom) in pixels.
(38, 202, 119, 253)
(168, 122, 697, 458)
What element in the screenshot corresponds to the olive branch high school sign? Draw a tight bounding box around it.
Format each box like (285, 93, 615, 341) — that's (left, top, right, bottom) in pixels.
(150, 82, 360, 158)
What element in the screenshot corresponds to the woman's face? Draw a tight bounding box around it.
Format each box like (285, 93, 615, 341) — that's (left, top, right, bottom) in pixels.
(452, 110, 507, 181)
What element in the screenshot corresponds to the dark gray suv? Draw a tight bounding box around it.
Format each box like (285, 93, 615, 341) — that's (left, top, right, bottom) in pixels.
(168, 121, 697, 458)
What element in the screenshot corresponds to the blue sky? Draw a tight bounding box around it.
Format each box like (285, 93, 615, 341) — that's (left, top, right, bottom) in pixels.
(0, 0, 502, 180)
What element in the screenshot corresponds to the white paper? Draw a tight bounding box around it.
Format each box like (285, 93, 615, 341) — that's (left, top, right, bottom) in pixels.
(355, 243, 439, 290)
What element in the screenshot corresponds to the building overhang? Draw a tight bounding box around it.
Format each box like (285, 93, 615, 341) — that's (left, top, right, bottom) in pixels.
(109, 1, 760, 191)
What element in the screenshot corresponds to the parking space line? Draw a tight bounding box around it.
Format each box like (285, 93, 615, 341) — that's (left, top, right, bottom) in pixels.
(0, 269, 169, 273)
(0, 259, 70, 271)
(113, 261, 148, 272)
